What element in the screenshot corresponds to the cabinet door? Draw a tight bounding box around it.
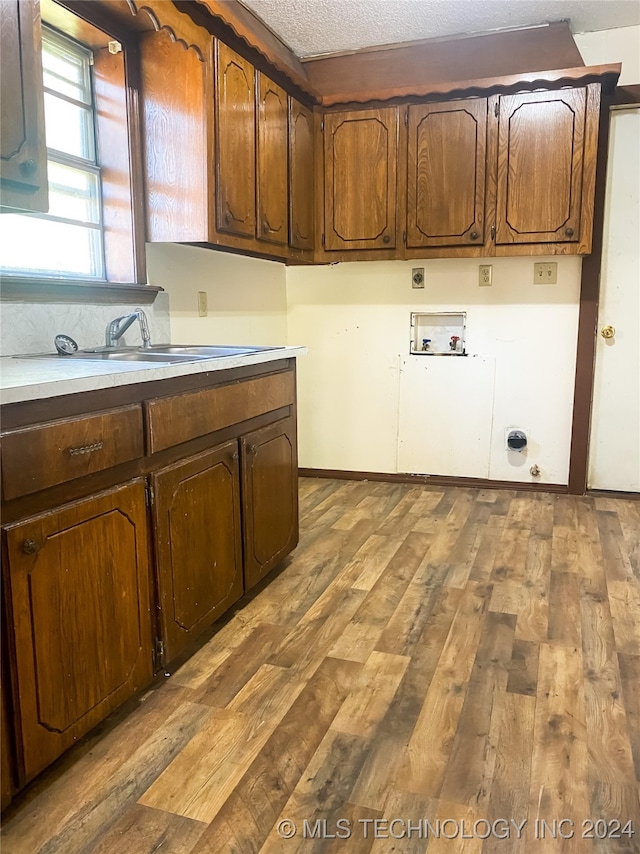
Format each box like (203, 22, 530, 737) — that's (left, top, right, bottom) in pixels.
(242, 417, 298, 590)
(152, 442, 243, 664)
(324, 107, 398, 251)
(1, 656, 13, 810)
(215, 41, 256, 237)
(407, 100, 487, 248)
(495, 88, 586, 244)
(257, 73, 288, 245)
(0, 0, 48, 212)
(3, 482, 153, 783)
(289, 97, 314, 251)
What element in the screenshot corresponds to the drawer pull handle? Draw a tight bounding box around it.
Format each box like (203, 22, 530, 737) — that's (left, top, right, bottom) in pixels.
(249, 444, 258, 455)
(23, 539, 40, 555)
(68, 441, 104, 457)
(231, 450, 239, 462)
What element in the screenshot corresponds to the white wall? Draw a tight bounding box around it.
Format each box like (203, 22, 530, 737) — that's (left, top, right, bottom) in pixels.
(287, 258, 581, 484)
(574, 25, 640, 86)
(146, 243, 288, 345)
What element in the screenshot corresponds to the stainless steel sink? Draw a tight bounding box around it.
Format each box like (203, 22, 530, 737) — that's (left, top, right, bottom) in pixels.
(146, 345, 284, 357)
(15, 344, 285, 364)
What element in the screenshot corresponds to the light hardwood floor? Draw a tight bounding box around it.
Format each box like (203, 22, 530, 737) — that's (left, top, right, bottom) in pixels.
(2, 478, 639, 853)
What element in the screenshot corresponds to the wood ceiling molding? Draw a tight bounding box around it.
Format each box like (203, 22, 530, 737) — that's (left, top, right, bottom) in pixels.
(316, 63, 621, 109)
(305, 21, 589, 106)
(184, 0, 318, 98)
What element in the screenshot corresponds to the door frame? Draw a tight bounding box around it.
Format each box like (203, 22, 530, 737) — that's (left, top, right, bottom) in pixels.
(568, 84, 640, 495)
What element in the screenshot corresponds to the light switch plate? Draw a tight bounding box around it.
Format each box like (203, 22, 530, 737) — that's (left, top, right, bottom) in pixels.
(197, 291, 208, 316)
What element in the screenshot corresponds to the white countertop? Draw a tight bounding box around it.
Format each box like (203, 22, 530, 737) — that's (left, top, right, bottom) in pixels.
(0, 346, 306, 405)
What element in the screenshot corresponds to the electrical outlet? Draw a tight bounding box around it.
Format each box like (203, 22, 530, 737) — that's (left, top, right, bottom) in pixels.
(197, 291, 208, 317)
(412, 267, 425, 288)
(534, 262, 557, 284)
(479, 264, 492, 286)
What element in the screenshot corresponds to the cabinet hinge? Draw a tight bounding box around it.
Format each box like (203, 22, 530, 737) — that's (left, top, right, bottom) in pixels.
(321, 119, 324, 131)
(404, 111, 408, 126)
(154, 638, 165, 668)
(494, 101, 500, 118)
(403, 230, 407, 244)
(490, 224, 496, 240)
(145, 484, 154, 507)
(321, 232, 325, 247)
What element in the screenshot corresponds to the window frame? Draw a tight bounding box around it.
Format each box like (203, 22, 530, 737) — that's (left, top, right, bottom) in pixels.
(0, 0, 158, 305)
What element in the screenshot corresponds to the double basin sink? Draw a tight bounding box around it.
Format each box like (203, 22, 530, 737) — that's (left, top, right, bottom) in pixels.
(20, 345, 285, 365)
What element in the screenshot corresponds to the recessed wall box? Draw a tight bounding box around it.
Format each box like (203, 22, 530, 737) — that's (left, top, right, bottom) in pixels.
(410, 312, 467, 355)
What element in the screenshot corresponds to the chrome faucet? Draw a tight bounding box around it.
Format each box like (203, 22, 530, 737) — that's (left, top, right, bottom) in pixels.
(105, 308, 151, 349)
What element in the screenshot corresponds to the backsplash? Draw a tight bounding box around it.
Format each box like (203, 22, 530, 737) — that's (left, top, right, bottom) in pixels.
(0, 292, 171, 357)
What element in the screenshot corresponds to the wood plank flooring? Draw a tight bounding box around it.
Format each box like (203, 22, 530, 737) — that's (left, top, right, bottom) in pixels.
(2, 479, 639, 853)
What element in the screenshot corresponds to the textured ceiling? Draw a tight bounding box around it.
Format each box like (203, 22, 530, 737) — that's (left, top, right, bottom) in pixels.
(240, 0, 640, 58)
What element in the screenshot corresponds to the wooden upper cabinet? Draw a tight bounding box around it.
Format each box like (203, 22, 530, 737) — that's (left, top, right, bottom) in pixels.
(3, 482, 153, 783)
(256, 73, 288, 245)
(407, 100, 487, 248)
(324, 107, 398, 251)
(0, 0, 48, 212)
(289, 97, 314, 251)
(215, 41, 256, 238)
(495, 88, 587, 245)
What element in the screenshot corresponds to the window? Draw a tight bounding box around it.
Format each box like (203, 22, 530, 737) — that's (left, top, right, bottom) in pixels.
(1, 27, 106, 280)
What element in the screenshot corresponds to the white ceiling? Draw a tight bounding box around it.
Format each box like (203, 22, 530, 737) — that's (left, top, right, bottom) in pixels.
(240, 0, 640, 58)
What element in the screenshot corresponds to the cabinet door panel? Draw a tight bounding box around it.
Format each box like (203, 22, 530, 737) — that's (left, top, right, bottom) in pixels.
(152, 442, 243, 663)
(289, 97, 314, 250)
(242, 417, 298, 590)
(3, 482, 153, 782)
(407, 100, 486, 248)
(215, 41, 255, 237)
(0, 0, 48, 211)
(257, 73, 288, 245)
(324, 107, 397, 250)
(496, 88, 586, 244)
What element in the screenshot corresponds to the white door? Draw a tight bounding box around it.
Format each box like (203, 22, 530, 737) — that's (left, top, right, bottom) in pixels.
(588, 108, 640, 492)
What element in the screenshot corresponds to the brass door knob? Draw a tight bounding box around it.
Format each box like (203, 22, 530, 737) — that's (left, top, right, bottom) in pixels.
(601, 325, 615, 339)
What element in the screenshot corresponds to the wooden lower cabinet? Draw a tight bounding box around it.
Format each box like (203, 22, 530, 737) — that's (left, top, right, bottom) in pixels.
(242, 417, 299, 590)
(2, 481, 153, 784)
(152, 441, 244, 664)
(1, 667, 13, 811)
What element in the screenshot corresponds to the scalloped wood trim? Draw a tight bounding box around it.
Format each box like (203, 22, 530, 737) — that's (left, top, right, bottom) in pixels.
(189, 0, 317, 97)
(128, 0, 208, 59)
(319, 63, 622, 107)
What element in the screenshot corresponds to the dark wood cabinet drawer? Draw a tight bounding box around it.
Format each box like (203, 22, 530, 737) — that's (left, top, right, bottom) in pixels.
(1, 405, 144, 500)
(146, 370, 295, 453)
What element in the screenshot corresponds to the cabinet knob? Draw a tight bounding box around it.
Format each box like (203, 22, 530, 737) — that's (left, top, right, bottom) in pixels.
(19, 159, 37, 177)
(470, 231, 479, 240)
(382, 234, 391, 245)
(565, 227, 574, 238)
(22, 539, 40, 555)
(231, 450, 239, 462)
(601, 325, 615, 339)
